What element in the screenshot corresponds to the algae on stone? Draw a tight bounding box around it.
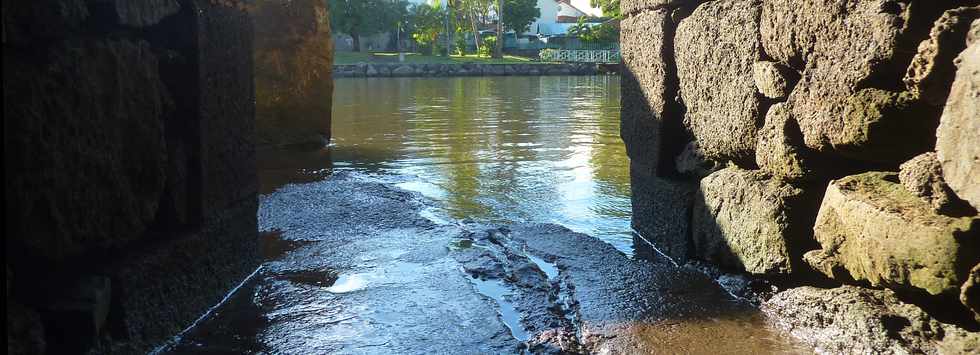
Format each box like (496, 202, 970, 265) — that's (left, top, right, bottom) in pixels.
(806, 172, 978, 296)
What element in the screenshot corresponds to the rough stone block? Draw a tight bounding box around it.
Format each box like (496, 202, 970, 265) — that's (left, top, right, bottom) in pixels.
(964, 263, 980, 322)
(253, 0, 333, 147)
(674, 141, 720, 179)
(831, 88, 940, 164)
(755, 103, 816, 182)
(905, 6, 980, 105)
(761, 0, 950, 152)
(675, 0, 765, 163)
(621, 0, 700, 15)
(936, 41, 980, 210)
(100, 200, 259, 353)
(90, 0, 181, 27)
(899, 152, 972, 215)
(764, 285, 980, 354)
(198, 1, 258, 215)
(692, 167, 819, 275)
(4, 39, 170, 263)
(805, 172, 979, 296)
(1, 0, 89, 44)
(630, 162, 696, 262)
(621, 9, 687, 176)
(753, 61, 797, 99)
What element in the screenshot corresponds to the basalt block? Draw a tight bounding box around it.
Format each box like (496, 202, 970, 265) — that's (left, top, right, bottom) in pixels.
(761, 0, 952, 153)
(675, 0, 764, 164)
(692, 167, 819, 275)
(936, 41, 980, 210)
(805, 172, 979, 296)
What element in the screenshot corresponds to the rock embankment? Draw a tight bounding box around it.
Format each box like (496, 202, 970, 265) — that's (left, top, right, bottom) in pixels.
(333, 62, 600, 78)
(622, 0, 980, 352)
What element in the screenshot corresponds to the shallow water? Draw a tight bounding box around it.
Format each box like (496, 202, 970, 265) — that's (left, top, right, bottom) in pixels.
(186, 76, 817, 354)
(262, 75, 633, 255)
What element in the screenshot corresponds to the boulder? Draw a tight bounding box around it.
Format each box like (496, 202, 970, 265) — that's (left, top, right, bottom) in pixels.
(805, 172, 979, 296)
(832, 88, 940, 164)
(936, 41, 980, 210)
(4, 39, 169, 263)
(761, 0, 950, 153)
(621, 0, 701, 15)
(752, 61, 797, 99)
(90, 0, 181, 27)
(692, 167, 819, 275)
(253, 0, 334, 146)
(904, 7, 980, 105)
(899, 152, 972, 215)
(630, 164, 696, 262)
(964, 263, 980, 322)
(764, 285, 980, 355)
(675, 0, 764, 163)
(755, 103, 815, 182)
(960, 264, 980, 322)
(620, 9, 687, 176)
(675, 141, 720, 179)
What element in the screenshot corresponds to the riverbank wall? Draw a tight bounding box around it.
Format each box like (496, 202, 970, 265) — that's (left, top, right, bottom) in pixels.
(333, 62, 608, 78)
(621, 0, 979, 352)
(5, 1, 261, 353)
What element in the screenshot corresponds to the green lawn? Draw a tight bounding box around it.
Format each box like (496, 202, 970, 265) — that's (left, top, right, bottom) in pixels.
(335, 51, 551, 65)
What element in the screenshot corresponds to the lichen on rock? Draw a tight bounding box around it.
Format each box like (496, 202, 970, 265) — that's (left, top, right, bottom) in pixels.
(763, 285, 980, 354)
(692, 166, 819, 275)
(675, 0, 764, 164)
(899, 152, 973, 215)
(806, 172, 978, 296)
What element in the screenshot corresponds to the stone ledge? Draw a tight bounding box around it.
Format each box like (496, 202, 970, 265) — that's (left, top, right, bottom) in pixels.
(332, 63, 601, 78)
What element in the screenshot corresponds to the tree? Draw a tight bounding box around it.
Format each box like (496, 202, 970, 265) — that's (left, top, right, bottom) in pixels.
(328, 0, 405, 52)
(455, 0, 492, 50)
(407, 3, 445, 55)
(493, 0, 503, 58)
(502, 0, 539, 34)
(590, 0, 620, 18)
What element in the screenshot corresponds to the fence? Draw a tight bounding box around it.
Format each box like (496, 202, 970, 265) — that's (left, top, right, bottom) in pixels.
(538, 49, 621, 63)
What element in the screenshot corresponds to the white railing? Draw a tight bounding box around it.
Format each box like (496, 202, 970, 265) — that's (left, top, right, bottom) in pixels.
(540, 49, 621, 63)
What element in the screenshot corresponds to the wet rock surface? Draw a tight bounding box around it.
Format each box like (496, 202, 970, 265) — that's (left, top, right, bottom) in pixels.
(764, 286, 980, 355)
(161, 173, 807, 353)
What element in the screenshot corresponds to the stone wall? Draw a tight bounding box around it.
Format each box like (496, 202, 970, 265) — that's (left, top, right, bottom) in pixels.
(4, 0, 259, 353)
(621, 0, 980, 350)
(333, 62, 602, 78)
(253, 0, 333, 147)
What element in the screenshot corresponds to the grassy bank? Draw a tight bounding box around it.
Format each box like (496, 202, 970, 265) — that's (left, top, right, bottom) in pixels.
(335, 52, 550, 65)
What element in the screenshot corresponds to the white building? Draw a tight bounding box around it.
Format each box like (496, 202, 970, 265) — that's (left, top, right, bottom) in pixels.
(532, 0, 603, 36)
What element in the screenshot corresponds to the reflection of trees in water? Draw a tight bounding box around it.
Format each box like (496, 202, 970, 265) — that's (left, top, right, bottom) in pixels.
(330, 75, 628, 224)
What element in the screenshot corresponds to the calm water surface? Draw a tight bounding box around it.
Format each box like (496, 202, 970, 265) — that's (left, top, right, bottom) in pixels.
(288, 75, 633, 254)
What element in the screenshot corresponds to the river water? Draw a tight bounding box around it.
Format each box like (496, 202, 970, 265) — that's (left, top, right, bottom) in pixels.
(170, 75, 810, 354)
(263, 75, 634, 254)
